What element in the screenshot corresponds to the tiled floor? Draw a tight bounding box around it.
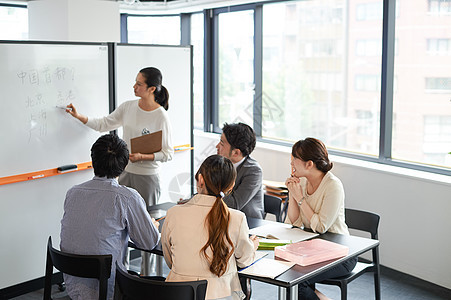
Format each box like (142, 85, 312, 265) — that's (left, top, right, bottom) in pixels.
(12, 254, 451, 300)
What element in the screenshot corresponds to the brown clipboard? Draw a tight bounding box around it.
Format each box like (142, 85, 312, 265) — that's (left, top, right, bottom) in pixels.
(130, 130, 162, 154)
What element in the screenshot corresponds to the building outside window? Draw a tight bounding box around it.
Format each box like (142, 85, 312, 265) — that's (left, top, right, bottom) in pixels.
(423, 115, 451, 165)
(261, 0, 383, 156)
(392, 2, 451, 168)
(217, 9, 254, 127)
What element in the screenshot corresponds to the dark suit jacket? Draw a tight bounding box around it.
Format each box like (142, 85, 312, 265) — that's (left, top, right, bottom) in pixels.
(224, 156, 264, 219)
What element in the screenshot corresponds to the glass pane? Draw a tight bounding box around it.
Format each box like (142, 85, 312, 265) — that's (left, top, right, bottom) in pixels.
(262, 0, 382, 156)
(218, 10, 254, 127)
(127, 16, 180, 45)
(392, 2, 451, 168)
(0, 6, 28, 40)
(191, 13, 204, 129)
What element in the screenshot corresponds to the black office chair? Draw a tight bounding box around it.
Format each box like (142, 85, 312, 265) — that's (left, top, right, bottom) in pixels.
(44, 236, 112, 300)
(320, 208, 381, 300)
(263, 194, 283, 222)
(115, 262, 208, 300)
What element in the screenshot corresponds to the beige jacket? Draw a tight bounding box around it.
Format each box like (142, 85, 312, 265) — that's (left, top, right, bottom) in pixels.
(161, 194, 256, 299)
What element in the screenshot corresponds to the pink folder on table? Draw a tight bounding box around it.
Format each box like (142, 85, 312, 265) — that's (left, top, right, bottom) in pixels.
(274, 239, 349, 266)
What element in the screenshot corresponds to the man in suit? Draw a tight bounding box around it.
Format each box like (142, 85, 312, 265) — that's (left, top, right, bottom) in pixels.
(216, 122, 264, 219)
(216, 122, 264, 299)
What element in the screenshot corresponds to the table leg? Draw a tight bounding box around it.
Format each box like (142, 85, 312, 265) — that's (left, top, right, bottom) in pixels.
(156, 254, 163, 276)
(278, 285, 298, 300)
(278, 286, 286, 300)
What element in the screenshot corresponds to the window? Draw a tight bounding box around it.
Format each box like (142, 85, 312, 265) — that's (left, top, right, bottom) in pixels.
(427, 39, 451, 54)
(425, 77, 451, 92)
(356, 2, 383, 21)
(423, 116, 451, 166)
(428, 0, 451, 14)
(298, 6, 343, 24)
(191, 13, 204, 129)
(302, 39, 343, 57)
(356, 110, 376, 136)
(392, 3, 451, 168)
(0, 5, 28, 40)
(201, 0, 451, 174)
(355, 74, 380, 91)
(217, 9, 254, 127)
(356, 39, 382, 56)
(261, 0, 383, 155)
(127, 15, 180, 45)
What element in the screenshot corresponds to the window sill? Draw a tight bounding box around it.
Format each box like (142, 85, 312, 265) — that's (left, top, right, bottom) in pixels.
(255, 139, 451, 186)
(194, 130, 451, 186)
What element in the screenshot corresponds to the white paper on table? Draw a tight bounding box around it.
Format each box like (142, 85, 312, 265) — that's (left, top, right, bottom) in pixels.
(249, 223, 318, 242)
(239, 258, 295, 279)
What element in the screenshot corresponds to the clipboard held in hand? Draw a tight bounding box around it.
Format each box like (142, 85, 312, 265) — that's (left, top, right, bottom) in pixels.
(130, 130, 162, 154)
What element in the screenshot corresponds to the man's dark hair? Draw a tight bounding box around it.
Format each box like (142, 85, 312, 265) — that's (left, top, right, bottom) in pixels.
(222, 122, 256, 157)
(91, 134, 129, 178)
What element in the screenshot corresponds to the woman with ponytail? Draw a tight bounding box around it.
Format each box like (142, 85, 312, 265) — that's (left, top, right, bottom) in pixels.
(162, 155, 259, 300)
(285, 137, 356, 300)
(65, 67, 173, 275)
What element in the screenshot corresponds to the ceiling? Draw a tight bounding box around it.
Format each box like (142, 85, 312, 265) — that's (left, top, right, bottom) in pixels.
(2, 0, 262, 14)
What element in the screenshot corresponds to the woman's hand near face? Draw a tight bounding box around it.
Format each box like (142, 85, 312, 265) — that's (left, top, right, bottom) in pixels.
(286, 176, 303, 202)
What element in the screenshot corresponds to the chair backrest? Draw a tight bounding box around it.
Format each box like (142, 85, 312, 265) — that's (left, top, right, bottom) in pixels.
(264, 194, 283, 222)
(345, 208, 380, 240)
(44, 236, 112, 300)
(115, 262, 208, 300)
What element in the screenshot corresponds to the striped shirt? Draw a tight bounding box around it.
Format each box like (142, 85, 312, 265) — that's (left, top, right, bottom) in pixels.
(60, 176, 160, 300)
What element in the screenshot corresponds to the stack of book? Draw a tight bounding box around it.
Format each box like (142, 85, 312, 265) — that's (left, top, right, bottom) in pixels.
(263, 179, 288, 200)
(275, 239, 349, 266)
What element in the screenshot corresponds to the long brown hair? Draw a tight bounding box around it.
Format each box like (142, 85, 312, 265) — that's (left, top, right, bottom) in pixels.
(195, 155, 236, 277)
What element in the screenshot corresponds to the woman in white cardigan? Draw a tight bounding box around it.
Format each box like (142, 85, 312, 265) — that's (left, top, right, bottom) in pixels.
(285, 137, 357, 300)
(162, 155, 259, 300)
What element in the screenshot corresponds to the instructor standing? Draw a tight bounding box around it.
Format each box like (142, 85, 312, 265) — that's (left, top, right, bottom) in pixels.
(66, 67, 173, 275)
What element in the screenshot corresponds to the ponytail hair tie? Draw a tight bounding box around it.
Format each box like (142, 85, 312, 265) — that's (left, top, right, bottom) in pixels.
(219, 191, 225, 198)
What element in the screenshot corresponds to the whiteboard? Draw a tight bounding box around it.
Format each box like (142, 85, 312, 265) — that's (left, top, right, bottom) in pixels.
(0, 41, 109, 291)
(115, 44, 193, 202)
(0, 42, 110, 177)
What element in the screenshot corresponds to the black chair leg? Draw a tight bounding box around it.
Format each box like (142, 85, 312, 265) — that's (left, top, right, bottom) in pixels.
(374, 272, 381, 300)
(43, 252, 53, 300)
(58, 282, 66, 292)
(340, 283, 347, 300)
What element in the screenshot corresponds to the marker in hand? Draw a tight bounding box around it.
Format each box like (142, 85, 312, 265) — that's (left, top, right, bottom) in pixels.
(56, 105, 72, 111)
